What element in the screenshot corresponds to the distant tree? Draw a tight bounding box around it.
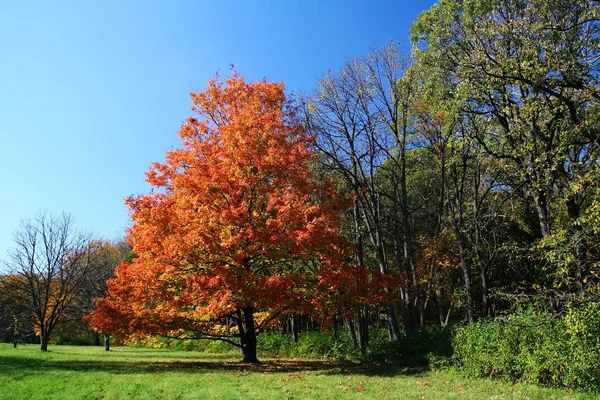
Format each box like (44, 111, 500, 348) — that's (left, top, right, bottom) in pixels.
(0, 292, 25, 346)
(0, 212, 95, 351)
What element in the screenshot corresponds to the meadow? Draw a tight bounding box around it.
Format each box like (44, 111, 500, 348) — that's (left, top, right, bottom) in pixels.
(0, 344, 594, 399)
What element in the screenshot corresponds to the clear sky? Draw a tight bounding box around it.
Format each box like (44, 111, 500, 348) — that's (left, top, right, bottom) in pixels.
(0, 0, 436, 259)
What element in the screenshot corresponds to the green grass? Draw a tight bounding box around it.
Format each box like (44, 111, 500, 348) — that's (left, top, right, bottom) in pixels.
(0, 344, 593, 399)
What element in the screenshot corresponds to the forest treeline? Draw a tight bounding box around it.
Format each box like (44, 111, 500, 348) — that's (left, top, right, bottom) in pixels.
(1, 0, 599, 384)
(305, 0, 599, 334)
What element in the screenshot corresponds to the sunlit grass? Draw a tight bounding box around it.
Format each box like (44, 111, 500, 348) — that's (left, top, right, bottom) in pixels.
(0, 343, 593, 399)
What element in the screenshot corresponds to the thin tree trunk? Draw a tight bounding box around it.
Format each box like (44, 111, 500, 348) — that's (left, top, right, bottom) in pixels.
(399, 127, 416, 329)
(533, 190, 552, 237)
(399, 287, 412, 331)
(291, 314, 299, 343)
(345, 316, 358, 350)
(356, 308, 369, 353)
(357, 191, 402, 342)
(386, 303, 402, 341)
(333, 313, 339, 341)
(458, 244, 474, 323)
(442, 302, 453, 328)
(421, 263, 435, 327)
(481, 263, 489, 316)
(104, 334, 111, 351)
(566, 196, 589, 292)
(394, 193, 413, 331)
(437, 289, 445, 327)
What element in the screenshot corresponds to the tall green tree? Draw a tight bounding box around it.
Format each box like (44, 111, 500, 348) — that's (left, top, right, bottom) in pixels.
(411, 0, 600, 293)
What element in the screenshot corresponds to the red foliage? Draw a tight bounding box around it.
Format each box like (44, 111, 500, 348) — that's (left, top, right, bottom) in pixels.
(87, 73, 393, 342)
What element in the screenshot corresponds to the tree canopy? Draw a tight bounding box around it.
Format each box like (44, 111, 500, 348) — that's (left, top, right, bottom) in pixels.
(87, 73, 391, 362)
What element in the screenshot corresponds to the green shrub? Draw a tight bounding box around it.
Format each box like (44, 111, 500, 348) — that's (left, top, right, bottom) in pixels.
(452, 303, 600, 391)
(257, 330, 359, 361)
(166, 338, 238, 354)
(294, 331, 336, 358)
(365, 328, 397, 363)
(51, 334, 95, 346)
(127, 325, 454, 365)
(403, 325, 453, 365)
(562, 303, 600, 390)
(366, 326, 453, 365)
(257, 330, 293, 356)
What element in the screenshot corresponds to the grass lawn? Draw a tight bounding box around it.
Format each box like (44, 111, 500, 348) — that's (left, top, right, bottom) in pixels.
(0, 343, 594, 399)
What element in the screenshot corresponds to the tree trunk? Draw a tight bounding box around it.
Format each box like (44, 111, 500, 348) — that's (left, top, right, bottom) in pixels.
(104, 334, 111, 351)
(481, 263, 489, 316)
(333, 314, 339, 341)
(357, 191, 402, 342)
(420, 263, 435, 327)
(345, 316, 358, 350)
(356, 308, 368, 354)
(94, 332, 101, 346)
(458, 245, 474, 323)
(533, 190, 552, 237)
(40, 333, 49, 351)
(399, 134, 416, 329)
(440, 301, 452, 329)
(291, 314, 299, 343)
(436, 289, 445, 327)
(386, 303, 402, 341)
(241, 307, 259, 363)
(394, 219, 413, 331)
(399, 287, 413, 331)
(566, 196, 589, 292)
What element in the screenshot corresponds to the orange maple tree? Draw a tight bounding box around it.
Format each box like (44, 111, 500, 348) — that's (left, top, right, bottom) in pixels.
(87, 73, 392, 362)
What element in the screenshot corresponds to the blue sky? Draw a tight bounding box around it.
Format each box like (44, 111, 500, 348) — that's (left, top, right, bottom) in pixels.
(0, 0, 436, 258)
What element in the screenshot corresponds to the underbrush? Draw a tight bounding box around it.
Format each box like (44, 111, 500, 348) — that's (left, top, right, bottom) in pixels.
(452, 303, 600, 392)
(50, 334, 96, 346)
(367, 325, 453, 365)
(127, 326, 453, 365)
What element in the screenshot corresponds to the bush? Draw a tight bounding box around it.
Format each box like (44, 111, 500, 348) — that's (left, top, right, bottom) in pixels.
(123, 325, 456, 365)
(51, 334, 95, 346)
(452, 303, 600, 391)
(162, 338, 238, 354)
(367, 326, 453, 365)
(256, 330, 293, 356)
(258, 330, 359, 360)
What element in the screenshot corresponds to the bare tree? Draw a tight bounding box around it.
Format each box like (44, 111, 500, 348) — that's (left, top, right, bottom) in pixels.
(1, 211, 94, 351)
(304, 42, 415, 340)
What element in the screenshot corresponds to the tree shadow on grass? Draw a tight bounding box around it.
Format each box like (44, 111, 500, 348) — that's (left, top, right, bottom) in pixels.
(0, 354, 425, 377)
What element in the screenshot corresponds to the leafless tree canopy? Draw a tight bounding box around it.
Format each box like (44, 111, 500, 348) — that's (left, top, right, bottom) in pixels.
(1, 211, 94, 350)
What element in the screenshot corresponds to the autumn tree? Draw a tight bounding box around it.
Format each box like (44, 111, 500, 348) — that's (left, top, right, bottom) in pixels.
(1, 212, 95, 351)
(88, 73, 383, 363)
